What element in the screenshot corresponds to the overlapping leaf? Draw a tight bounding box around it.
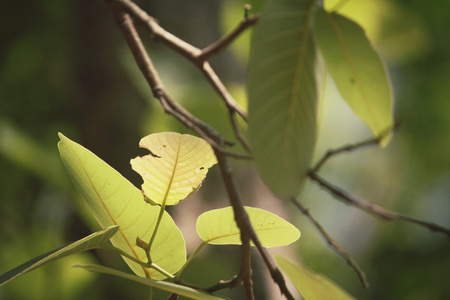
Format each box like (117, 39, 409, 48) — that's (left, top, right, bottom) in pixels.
(248, 0, 320, 197)
(313, 7, 394, 146)
(275, 254, 356, 300)
(58, 134, 186, 279)
(196, 206, 300, 247)
(77, 264, 225, 300)
(130, 132, 217, 206)
(0, 226, 118, 286)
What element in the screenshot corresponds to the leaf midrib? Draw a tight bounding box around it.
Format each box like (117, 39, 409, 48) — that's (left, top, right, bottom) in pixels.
(161, 137, 182, 206)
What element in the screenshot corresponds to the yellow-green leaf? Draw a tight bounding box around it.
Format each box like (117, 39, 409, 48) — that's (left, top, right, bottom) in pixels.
(275, 254, 356, 300)
(247, 0, 320, 197)
(0, 226, 118, 286)
(313, 7, 394, 146)
(77, 264, 225, 300)
(58, 133, 186, 279)
(196, 207, 300, 247)
(130, 132, 217, 206)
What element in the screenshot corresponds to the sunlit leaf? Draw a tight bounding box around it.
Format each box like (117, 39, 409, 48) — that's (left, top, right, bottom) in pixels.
(77, 264, 225, 300)
(313, 7, 394, 146)
(247, 0, 320, 197)
(275, 254, 356, 300)
(130, 132, 217, 206)
(196, 206, 300, 247)
(58, 133, 186, 279)
(0, 226, 118, 286)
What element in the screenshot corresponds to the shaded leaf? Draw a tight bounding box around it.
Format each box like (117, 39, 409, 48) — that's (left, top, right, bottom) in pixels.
(248, 0, 320, 197)
(197, 206, 300, 247)
(58, 133, 186, 279)
(313, 7, 394, 146)
(0, 119, 69, 189)
(275, 254, 356, 300)
(130, 132, 217, 206)
(77, 264, 225, 300)
(0, 226, 118, 286)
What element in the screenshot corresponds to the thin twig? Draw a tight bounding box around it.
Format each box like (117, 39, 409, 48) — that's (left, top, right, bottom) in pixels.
(311, 122, 401, 173)
(309, 173, 450, 238)
(199, 13, 259, 61)
(290, 197, 369, 288)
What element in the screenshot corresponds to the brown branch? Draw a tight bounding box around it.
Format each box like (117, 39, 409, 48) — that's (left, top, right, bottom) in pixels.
(213, 148, 295, 300)
(309, 173, 450, 238)
(213, 148, 254, 299)
(290, 197, 369, 288)
(310, 122, 450, 237)
(199, 12, 259, 61)
(106, 2, 249, 159)
(108, 0, 250, 147)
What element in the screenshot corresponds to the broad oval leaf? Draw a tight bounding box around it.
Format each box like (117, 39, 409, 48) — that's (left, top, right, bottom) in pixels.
(275, 254, 356, 300)
(0, 226, 118, 286)
(58, 133, 186, 279)
(130, 132, 217, 206)
(313, 8, 394, 146)
(77, 264, 225, 300)
(248, 0, 320, 197)
(196, 206, 300, 247)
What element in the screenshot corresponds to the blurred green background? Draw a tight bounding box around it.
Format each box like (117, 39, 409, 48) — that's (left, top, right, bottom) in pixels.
(0, 0, 449, 299)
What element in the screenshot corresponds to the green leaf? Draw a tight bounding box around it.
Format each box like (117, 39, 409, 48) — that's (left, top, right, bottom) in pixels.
(196, 206, 300, 247)
(275, 254, 356, 300)
(0, 119, 69, 189)
(77, 264, 225, 300)
(58, 133, 186, 279)
(313, 7, 394, 146)
(247, 0, 320, 197)
(130, 132, 217, 206)
(0, 226, 118, 286)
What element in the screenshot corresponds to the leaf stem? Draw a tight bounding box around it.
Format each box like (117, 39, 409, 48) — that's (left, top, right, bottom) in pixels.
(175, 241, 208, 281)
(146, 202, 167, 261)
(101, 244, 175, 279)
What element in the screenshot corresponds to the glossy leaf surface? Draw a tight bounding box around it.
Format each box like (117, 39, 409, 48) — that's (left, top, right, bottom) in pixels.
(0, 226, 118, 286)
(58, 133, 186, 279)
(197, 206, 300, 247)
(248, 0, 320, 197)
(77, 264, 225, 300)
(130, 132, 217, 206)
(275, 254, 356, 300)
(314, 7, 394, 146)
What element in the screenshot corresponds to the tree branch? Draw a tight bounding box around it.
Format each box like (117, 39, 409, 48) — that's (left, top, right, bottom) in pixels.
(107, 0, 250, 146)
(290, 197, 369, 288)
(309, 173, 450, 237)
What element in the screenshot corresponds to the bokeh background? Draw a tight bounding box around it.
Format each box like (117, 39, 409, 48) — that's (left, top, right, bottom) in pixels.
(1, 0, 449, 299)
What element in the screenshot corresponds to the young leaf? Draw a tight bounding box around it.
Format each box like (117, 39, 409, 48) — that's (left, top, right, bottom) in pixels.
(248, 0, 320, 197)
(313, 7, 394, 146)
(0, 226, 118, 286)
(58, 133, 186, 279)
(196, 206, 300, 247)
(130, 132, 217, 206)
(275, 254, 356, 300)
(76, 264, 225, 300)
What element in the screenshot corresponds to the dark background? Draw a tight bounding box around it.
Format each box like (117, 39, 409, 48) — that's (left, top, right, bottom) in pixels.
(1, 0, 449, 299)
